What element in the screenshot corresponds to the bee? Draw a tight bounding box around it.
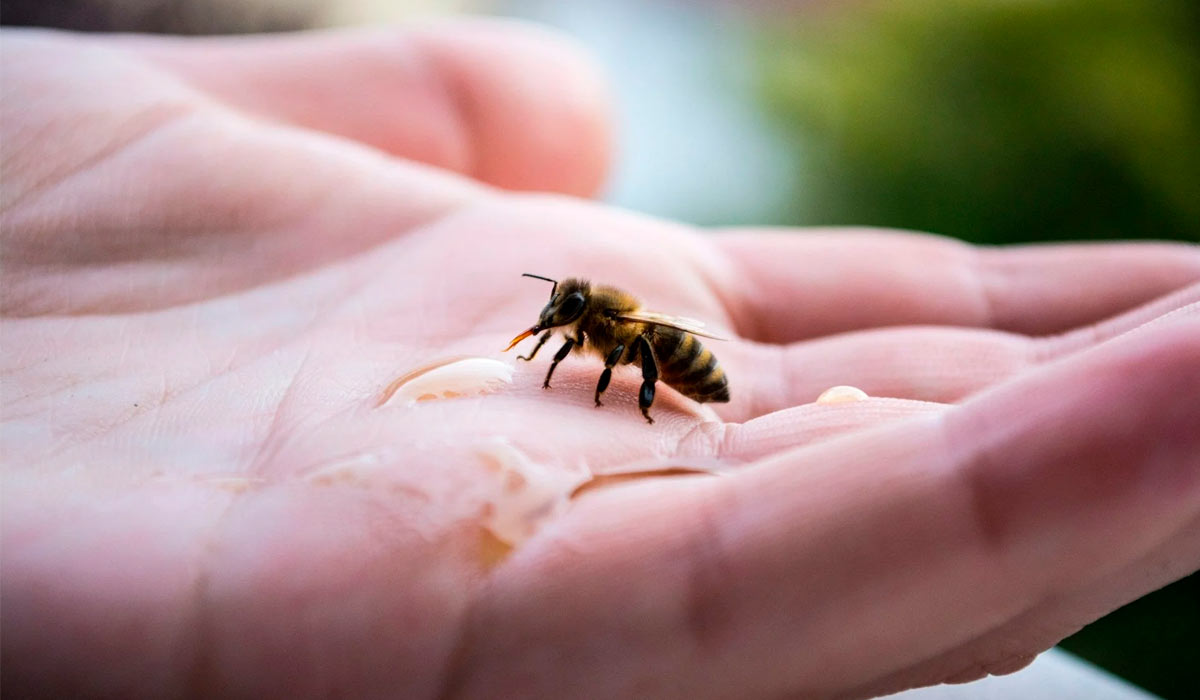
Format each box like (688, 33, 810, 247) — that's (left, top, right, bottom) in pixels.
(504, 274, 730, 424)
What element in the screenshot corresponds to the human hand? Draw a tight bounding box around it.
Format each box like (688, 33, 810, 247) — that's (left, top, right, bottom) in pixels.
(2, 22, 1199, 699)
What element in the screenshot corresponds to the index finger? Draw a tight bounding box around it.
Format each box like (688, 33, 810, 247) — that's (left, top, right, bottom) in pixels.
(709, 228, 1200, 343)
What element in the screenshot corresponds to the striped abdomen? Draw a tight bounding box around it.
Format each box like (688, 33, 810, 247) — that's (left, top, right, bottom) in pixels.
(649, 327, 730, 403)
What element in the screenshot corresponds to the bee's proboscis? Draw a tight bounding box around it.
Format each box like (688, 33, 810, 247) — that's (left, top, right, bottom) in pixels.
(504, 327, 538, 352)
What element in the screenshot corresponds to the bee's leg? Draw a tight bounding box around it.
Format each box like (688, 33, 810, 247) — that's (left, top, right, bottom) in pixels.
(518, 330, 552, 361)
(543, 337, 575, 389)
(636, 336, 659, 424)
(593, 344, 626, 407)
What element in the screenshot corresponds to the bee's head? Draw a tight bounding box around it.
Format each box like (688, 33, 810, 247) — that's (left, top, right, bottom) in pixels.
(536, 277, 590, 329)
(504, 274, 591, 351)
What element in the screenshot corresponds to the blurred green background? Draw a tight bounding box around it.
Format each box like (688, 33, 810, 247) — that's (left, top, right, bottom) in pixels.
(755, 0, 1200, 244)
(4, 0, 1197, 696)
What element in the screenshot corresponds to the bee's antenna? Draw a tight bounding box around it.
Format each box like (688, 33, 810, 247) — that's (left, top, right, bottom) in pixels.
(522, 273, 558, 295)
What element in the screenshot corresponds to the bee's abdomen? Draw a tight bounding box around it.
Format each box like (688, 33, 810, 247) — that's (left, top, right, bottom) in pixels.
(653, 329, 730, 404)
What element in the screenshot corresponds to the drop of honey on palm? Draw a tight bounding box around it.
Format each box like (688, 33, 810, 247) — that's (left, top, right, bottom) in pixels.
(816, 385, 869, 404)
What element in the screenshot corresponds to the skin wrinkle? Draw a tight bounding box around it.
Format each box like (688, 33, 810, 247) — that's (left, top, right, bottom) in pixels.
(938, 413, 1010, 559)
(1, 89, 204, 215)
(432, 580, 481, 700)
(243, 344, 318, 477)
(185, 555, 219, 699)
(967, 245, 998, 331)
(180, 478, 286, 699)
(1029, 310, 1108, 366)
(777, 341, 807, 408)
(946, 398, 1053, 574)
(1025, 290, 1199, 366)
(938, 653, 1037, 685)
(709, 235, 766, 342)
(838, 625, 1036, 700)
(672, 420, 729, 462)
(688, 234, 746, 338)
(680, 483, 741, 657)
(676, 233, 742, 334)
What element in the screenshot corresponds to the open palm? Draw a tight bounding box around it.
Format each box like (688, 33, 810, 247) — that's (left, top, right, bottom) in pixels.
(3, 23, 1199, 699)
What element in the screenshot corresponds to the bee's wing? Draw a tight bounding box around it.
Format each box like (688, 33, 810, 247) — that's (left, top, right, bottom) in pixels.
(615, 310, 731, 341)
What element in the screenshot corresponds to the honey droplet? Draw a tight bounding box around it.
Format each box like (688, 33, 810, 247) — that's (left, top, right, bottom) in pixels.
(816, 385, 869, 404)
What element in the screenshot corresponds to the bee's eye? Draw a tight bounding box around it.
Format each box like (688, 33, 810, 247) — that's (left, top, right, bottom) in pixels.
(558, 292, 585, 319)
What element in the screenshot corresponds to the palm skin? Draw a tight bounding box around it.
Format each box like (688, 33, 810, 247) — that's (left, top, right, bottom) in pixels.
(2, 22, 1199, 700)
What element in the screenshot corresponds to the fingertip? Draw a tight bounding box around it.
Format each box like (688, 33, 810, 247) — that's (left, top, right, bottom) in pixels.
(407, 18, 614, 196)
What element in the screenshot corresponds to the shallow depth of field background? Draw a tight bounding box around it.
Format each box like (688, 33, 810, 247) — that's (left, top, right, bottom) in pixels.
(3, 0, 1197, 696)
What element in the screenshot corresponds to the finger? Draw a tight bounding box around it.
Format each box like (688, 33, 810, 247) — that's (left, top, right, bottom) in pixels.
(708, 228, 1200, 343)
(723, 326, 1030, 422)
(723, 286, 1199, 421)
(447, 318, 1200, 699)
(116, 20, 612, 197)
(678, 398, 947, 463)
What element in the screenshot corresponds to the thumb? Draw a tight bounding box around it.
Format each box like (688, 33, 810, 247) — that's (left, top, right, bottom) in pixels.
(119, 19, 613, 197)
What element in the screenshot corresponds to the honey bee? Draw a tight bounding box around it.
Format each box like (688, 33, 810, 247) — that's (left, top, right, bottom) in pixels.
(504, 274, 730, 424)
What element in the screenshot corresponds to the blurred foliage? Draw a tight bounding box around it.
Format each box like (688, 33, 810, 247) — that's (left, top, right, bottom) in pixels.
(756, 0, 1200, 243)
